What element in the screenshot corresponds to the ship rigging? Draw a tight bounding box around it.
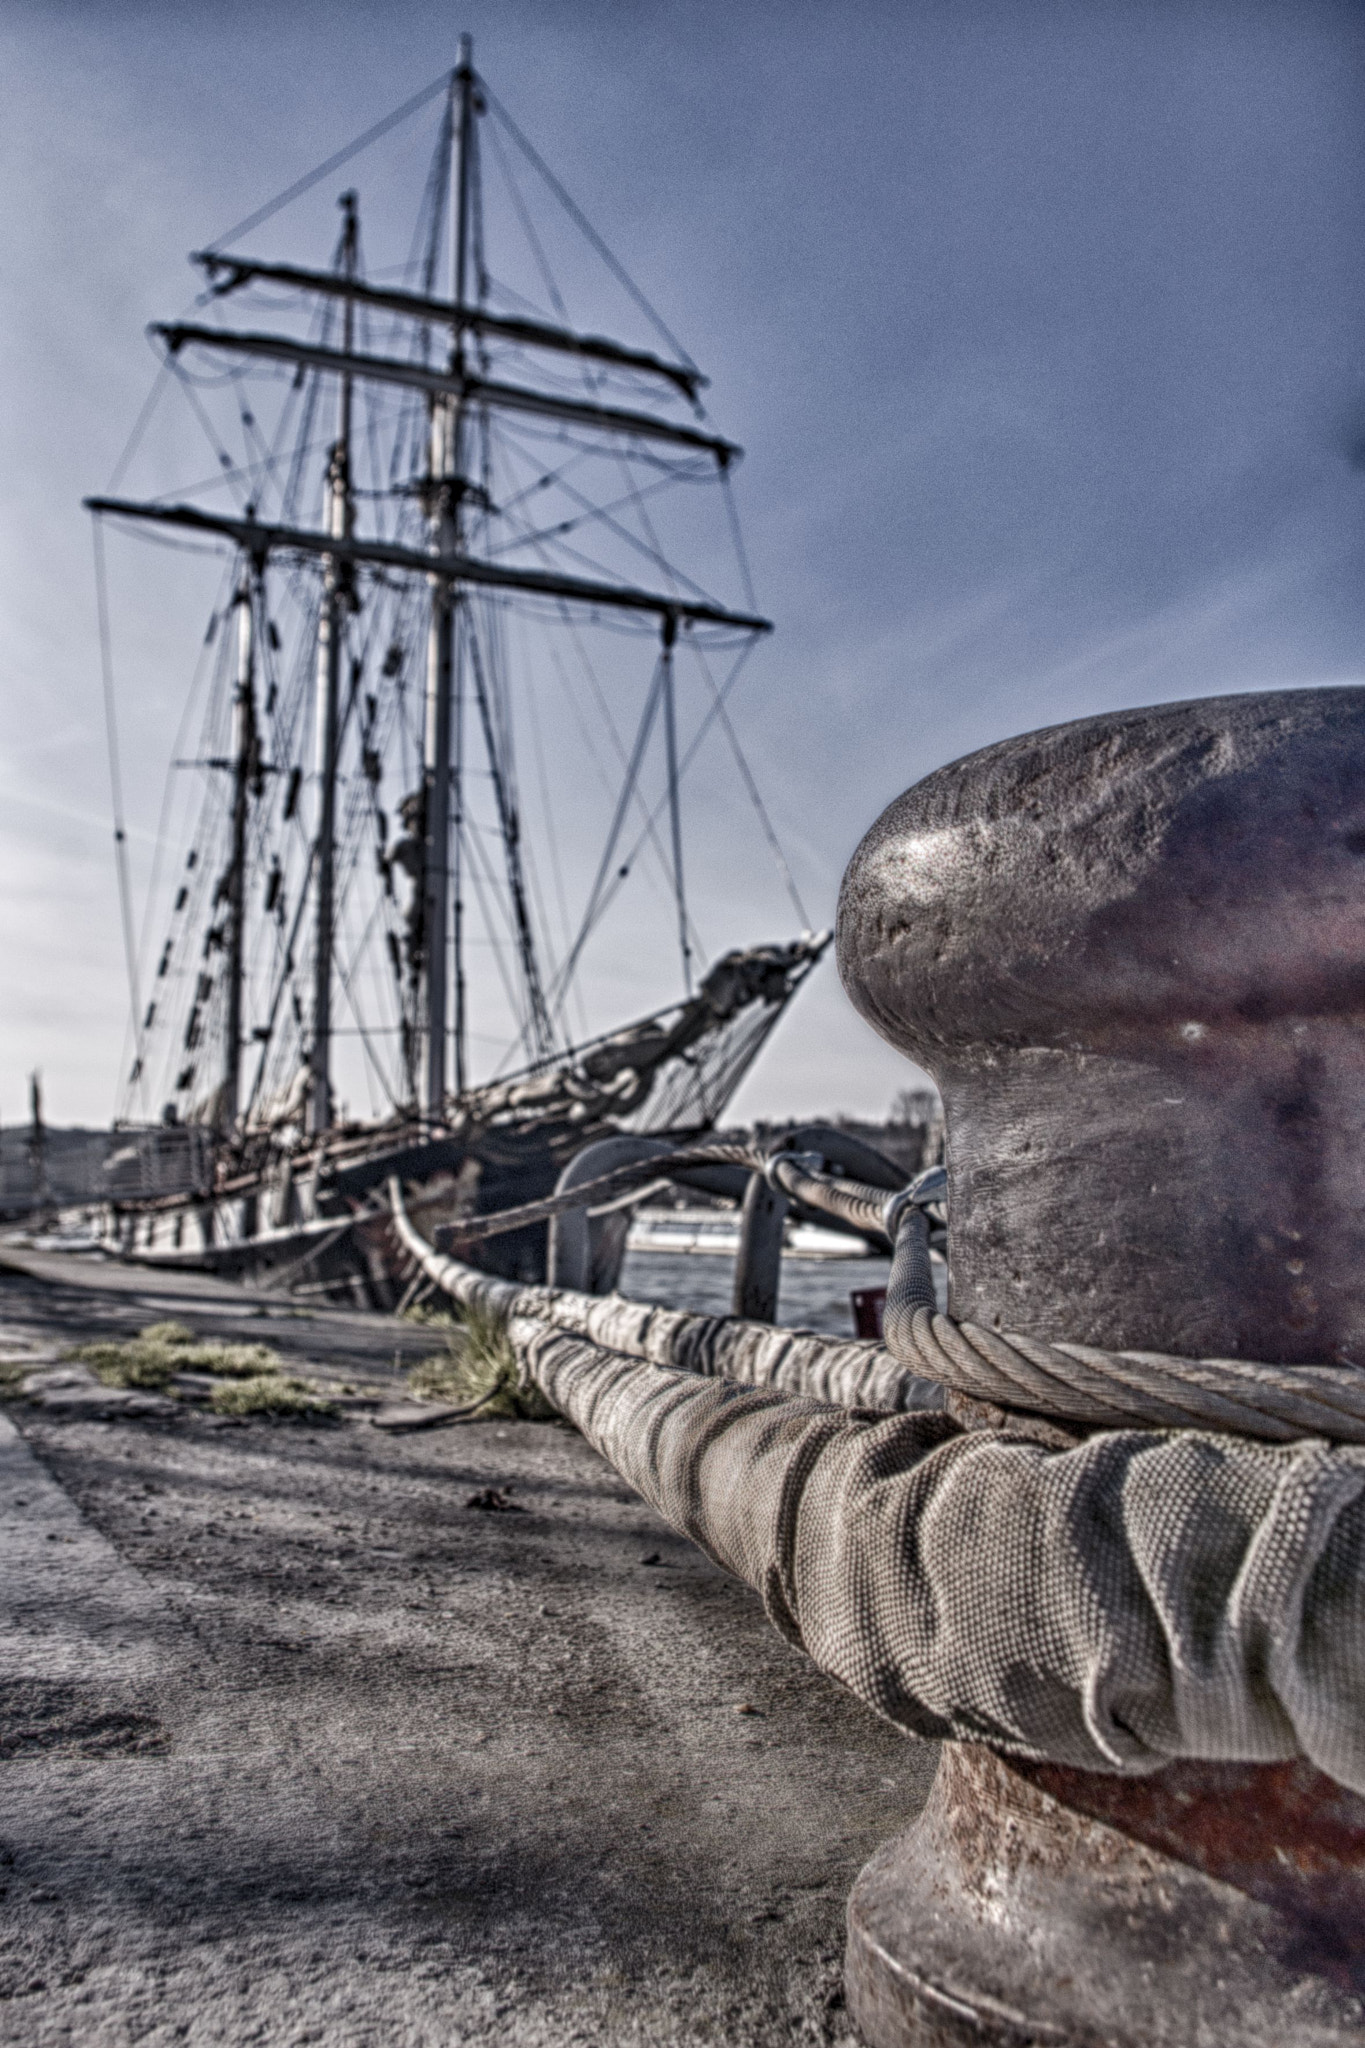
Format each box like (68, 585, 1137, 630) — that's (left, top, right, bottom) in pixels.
(86, 36, 823, 1298)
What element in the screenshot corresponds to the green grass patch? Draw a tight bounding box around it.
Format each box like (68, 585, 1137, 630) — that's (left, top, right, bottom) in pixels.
(209, 1374, 335, 1419)
(407, 1301, 554, 1421)
(67, 1338, 179, 1389)
(401, 1301, 458, 1330)
(68, 1320, 287, 1390)
(0, 1355, 32, 1401)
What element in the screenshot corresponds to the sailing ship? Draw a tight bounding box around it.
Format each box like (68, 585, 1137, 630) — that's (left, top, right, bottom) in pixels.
(84, 38, 825, 1304)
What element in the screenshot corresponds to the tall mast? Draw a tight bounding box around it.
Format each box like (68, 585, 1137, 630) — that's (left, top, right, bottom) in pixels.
(223, 564, 257, 1127)
(451, 577, 467, 1099)
(420, 40, 476, 1119)
(308, 189, 357, 1135)
(659, 613, 692, 997)
(91, 50, 794, 1141)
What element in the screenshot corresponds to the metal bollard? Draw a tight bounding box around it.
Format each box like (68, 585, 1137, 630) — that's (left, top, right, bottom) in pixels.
(836, 689, 1365, 2046)
(546, 1135, 679, 1294)
(547, 1135, 751, 1295)
(731, 1123, 906, 1322)
(733, 1170, 788, 1321)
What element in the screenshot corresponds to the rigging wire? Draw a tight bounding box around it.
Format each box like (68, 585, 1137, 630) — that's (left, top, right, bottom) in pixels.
(465, 612, 555, 1057)
(244, 839, 317, 1120)
(495, 448, 589, 517)
(91, 520, 148, 1118)
(334, 881, 405, 1113)
(106, 360, 173, 495)
(660, 625, 692, 996)
(489, 457, 720, 605)
(554, 634, 762, 962)
(547, 601, 696, 923)
(168, 364, 251, 512)
(128, 557, 239, 1115)
(547, 654, 666, 1018)
(459, 816, 528, 1030)
(481, 83, 697, 374)
(484, 118, 571, 324)
(493, 456, 662, 533)
(157, 434, 337, 509)
(615, 450, 677, 594)
(480, 593, 565, 1045)
(206, 70, 453, 254)
(515, 609, 580, 1027)
(688, 640, 810, 930)
(720, 465, 758, 616)
(420, 80, 454, 297)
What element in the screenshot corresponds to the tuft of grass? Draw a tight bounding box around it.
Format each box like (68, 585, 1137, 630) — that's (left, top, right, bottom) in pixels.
(401, 1302, 458, 1330)
(407, 1301, 554, 1421)
(172, 1341, 284, 1378)
(68, 1321, 286, 1390)
(209, 1374, 335, 1419)
(68, 1338, 179, 1389)
(0, 1355, 32, 1401)
(139, 1320, 194, 1346)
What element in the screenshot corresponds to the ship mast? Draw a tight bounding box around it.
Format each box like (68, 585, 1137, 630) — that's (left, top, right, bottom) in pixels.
(223, 565, 257, 1128)
(421, 39, 560, 1113)
(89, 42, 776, 1129)
(449, 51, 470, 1103)
(659, 612, 692, 997)
(419, 51, 473, 1120)
(309, 191, 358, 1134)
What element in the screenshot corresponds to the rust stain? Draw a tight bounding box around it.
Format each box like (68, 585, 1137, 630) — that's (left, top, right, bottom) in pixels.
(1019, 1753, 1365, 1988)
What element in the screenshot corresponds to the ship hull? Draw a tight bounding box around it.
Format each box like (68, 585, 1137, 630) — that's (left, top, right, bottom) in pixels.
(90, 1114, 631, 1310)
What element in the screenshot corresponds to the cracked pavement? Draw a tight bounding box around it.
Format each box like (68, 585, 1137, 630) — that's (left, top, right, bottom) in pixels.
(0, 1245, 935, 2046)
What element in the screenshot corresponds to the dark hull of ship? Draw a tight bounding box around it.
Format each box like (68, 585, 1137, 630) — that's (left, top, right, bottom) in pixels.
(94, 1112, 626, 1310)
(80, 936, 829, 1307)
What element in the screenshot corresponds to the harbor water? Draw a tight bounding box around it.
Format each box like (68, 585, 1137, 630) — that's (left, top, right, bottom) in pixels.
(618, 1247, 895, 1337)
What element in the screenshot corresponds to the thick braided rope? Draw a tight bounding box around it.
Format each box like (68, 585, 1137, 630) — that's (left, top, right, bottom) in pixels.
(389, 1178, 940, 1412)
(883, 1301, 1365, 1444)
(840, 1195, 1365, 1445)
(399, 1156, 1365, 1444)
(764, 1154, 893, 1237)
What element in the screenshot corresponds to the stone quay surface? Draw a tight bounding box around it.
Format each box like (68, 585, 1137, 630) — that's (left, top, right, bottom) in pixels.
(0, 1242, 935, 2047)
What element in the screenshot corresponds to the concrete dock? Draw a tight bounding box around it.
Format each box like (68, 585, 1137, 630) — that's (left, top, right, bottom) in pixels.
(0, 1244, 933, 2046)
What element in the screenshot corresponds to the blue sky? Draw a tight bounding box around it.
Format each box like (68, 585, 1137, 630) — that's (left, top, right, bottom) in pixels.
(4, 0, 1364, 1124)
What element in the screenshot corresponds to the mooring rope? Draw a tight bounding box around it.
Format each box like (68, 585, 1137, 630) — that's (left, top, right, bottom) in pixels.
(391, 1146, 1365, 1445)
(873, 1199, 1365, 1442)
(885, 1302, 1365, 1443)
(413, 1137, 937, 1248)
(388, 1177, 942, 1414)
(390, 1177, 1365, 1789)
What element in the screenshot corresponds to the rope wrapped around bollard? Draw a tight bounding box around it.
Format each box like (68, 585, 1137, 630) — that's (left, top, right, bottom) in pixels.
(751, 1147, 1365, 1444)
(878, 1210, 1365, 1444)
(388, 1176, 942, 1414)
(400, 1128, 1365, 1443)
(388, 1176, 1365, 1793)
(830, 688, 1365, 2043)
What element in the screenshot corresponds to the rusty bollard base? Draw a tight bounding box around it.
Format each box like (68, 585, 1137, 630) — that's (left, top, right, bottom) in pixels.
(846, 1743, 1365, 2048)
